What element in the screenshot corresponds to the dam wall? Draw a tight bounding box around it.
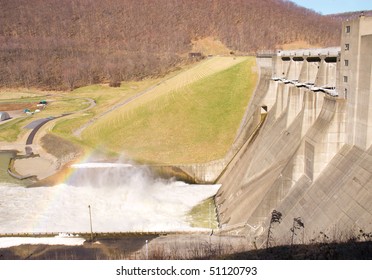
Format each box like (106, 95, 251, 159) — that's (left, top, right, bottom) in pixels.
(215, 16, 372, 243)
(255, 144, 372, 246)
(216, 66, 369, 240)
(216, 83, 345, 228)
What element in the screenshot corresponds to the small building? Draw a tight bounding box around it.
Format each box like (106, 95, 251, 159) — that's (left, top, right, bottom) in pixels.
(0, 112, 10, 121)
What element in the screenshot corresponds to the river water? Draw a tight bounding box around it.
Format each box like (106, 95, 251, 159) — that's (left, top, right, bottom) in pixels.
(0, 161, 220, 233)
(0, 151, 21, 185)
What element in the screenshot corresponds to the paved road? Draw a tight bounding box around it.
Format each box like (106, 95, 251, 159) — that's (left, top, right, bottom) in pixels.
(26, 117, 56, 145)
(25, 118, 53, 129)
(25, 97, 95, 145)
(26, 114, 74, 145)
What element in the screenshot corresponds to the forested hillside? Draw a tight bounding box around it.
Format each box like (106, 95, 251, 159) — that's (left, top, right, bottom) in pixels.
(328, 10, 372, 22)
(0, 0, 340, 90)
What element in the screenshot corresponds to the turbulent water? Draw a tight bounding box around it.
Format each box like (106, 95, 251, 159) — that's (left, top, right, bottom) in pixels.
(0, 162, 220, 233)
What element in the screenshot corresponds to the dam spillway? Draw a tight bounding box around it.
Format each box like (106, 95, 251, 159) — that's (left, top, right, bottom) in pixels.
(215, 15, 372, 245)
(0, 162, 220, 234)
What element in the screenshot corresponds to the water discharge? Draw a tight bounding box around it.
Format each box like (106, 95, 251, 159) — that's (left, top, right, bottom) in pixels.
(0, 162, 220, 233)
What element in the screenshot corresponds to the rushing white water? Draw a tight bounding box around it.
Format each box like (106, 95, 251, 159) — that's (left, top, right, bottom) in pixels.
(0, 162, 220, 233)
(70, 162, 133, 169)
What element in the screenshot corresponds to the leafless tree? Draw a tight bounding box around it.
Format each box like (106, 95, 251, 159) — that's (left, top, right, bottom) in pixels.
(0, 0, 341, 90)
(290, 217, 305, 245)
(266, 210, 282, 249)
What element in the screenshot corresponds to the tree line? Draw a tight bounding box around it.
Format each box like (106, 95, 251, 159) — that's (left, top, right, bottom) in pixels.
(0, 0, 341, 90)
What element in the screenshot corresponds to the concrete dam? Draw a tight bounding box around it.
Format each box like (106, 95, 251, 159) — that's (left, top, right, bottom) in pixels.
(215, 15, 372, 245)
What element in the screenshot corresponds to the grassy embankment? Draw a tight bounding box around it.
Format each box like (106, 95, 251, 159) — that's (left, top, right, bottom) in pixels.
(51, 79, 165, 148)
(44, 80, 171, 160)
(0, 81, 157, 143)
(81, 57, 257, 164)
(1, 57, 257, 165)
(0, 117, 29, 142)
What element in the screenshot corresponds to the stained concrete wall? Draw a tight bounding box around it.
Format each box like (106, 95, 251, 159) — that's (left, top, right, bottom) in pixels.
(287, 59, 304, 80)
(355, 35, 372, 149)
(216, 50, 370, 243)
(299, 58, 320, 84)
(339, 16, 372, 149)
(274, 48, 339, 87)
(254, 144, 372, 246)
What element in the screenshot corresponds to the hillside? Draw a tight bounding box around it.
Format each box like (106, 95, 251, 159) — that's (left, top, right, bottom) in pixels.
(327, 10, 372, 22)
(0, 0, 340, 90)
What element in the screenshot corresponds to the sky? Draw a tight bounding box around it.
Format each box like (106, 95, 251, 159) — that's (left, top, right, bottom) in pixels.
(289, 0, 372, 15)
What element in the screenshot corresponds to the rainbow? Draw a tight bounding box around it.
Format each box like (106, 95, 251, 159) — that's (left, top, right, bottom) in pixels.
(1, 152, 221, 234)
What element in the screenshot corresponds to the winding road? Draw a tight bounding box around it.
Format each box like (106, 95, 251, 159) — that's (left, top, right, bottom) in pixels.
(25, 97, 95, 146)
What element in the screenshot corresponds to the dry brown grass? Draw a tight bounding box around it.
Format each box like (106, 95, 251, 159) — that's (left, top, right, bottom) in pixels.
(0, 88, 51, 100)
(40, 133, 82, 160)
(1, 230, 371, 260)
(0, 102, 38, 111)
(277, 40, 322, 50)
(191, 37, 232, 56)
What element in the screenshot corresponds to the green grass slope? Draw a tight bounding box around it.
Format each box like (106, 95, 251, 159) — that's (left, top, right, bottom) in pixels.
(83, 57, 257, 164)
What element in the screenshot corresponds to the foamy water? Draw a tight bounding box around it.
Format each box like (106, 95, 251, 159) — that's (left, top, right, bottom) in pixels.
(0, 163, 220, 233)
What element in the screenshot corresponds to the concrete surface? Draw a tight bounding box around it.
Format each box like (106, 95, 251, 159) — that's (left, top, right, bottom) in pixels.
(215, 19, 372, 244)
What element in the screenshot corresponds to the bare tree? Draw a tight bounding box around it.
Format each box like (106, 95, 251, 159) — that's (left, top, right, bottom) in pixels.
(266, 210, 282, 249)
(0, 0, 341, 90)
(290, 217, 305, 245)
(62, 64, 80, 91)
